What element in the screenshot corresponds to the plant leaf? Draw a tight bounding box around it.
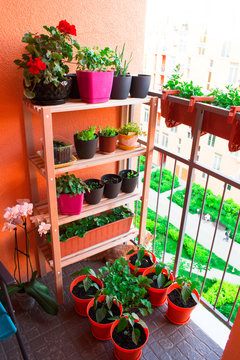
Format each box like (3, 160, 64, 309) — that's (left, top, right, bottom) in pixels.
(25, 279, 58, 315)
(117, 317, 128, 332)
(157, 273, 166, 289)
(96, 306, 106, 323)
(132, 327, 140, 345)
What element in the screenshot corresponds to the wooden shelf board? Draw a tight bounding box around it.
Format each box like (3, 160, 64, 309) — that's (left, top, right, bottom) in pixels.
(36, 190, 141, 226)
(29, 144, 146, 178)
(23, 96, 151, 114)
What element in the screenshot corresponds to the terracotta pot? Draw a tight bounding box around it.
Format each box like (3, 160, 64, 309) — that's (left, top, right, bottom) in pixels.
(74, 133, 98, 159)
(166, 283, 199, 325)
(84, 179, 104, 205)
(111, 318, 149, 360)
(119, 169, 139, 193)
(118, 134, 138, 150)
(127, 250, 157, 276)
(98, 131, 119, 153)
(87, 295, 123, 340)
(30, 77, 72, 105)
(70, 275, 103, 316)
(57, 193, 84, 215)
(111, 75, 132, 100)
(143, 268, 174, 306)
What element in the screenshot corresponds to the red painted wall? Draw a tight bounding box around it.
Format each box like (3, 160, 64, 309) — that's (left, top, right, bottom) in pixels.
(0, 0, 147, 276)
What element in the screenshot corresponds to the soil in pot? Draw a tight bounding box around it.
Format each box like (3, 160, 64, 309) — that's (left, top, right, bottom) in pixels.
(74, 133, 98, 159)
(88, 302, 121, 324)
(129, 254, 154, 268)
(101, 174, 122, 199)
(112, 323, 146, 350)
(146, 273, 169, 289)
(119, 169, 138, 193)
(168, 289, 197, 308)
(84, 179, 104, 205)
(53, 139, 73, 164)
(72, 280, 99, 300)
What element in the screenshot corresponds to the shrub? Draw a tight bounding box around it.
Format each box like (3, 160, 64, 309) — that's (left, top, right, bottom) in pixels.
(142, 168, 180, 193)
(204, 280, 239, 307)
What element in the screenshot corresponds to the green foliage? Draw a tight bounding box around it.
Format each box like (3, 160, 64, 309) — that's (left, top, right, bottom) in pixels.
(127, 245, 154, 268)
(76, 46, 115, 71)
(116, 313, 147, 346)
(55, 173, 88, 197)
(87, 181, 102, 190)
(70, 267, 99, 293)
(174, 276, 199, 304)
(143, 168, 180, 193)
(102, 175, 121, 184)
(114, 43, 133, 76)
(93, 294, 117, 323)
(139, 155, 146, 172)
(148, 263, 172, 289)
(118, 122, 142, 135)
(204, 280, 239, 307)
(99, 126, 117, 137)
(122, 170, 138, 179)
(76, 126, 97, 141)
(209, 85, 240, 110)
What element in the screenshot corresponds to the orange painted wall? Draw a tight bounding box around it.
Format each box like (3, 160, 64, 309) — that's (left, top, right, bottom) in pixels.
(0, 0, 147, 277)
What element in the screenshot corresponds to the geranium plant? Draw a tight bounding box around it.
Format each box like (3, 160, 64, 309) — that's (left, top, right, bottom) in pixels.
(14, 20, 80, 99)
(2, 199, 58, 315)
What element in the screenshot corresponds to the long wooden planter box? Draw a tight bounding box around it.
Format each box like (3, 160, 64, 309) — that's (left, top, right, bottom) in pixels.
(58, 216, 133, 258)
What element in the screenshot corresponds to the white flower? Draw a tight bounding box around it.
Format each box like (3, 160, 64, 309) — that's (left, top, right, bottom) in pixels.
(2, 222, 16, 232)
(10, 205, 21, 219)
(19, 203, 33, 217)
(38, 222, 51, 236)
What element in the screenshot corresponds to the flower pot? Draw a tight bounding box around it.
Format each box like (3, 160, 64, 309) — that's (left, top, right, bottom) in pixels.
(166, 283, 199, 325)
(15, 292, 35, 311)
(57, 193, 84, 215)
(143, 268, 174, 306)
(118, 134, 139, 150)
(127, 250, 156, 276)
(119, 170, 138, 193)
(67, 73, 80, 99)
(74, 133, 98, 159)
(70, 275, 103, 317)
(101, 174, 122, 199)
(84, 179, 104, 205)
(31, 77, 72, 105)
(76, 70, 114, 103)
(110, 75, 132, 99)
(98, 131, 119, 154)
(130, 74, 151, 98)
(111, 318, 149, 360)
(87, 295, 123, 340)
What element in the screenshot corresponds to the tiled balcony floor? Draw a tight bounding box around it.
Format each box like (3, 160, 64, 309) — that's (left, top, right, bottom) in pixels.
(0, 260, 224, 360)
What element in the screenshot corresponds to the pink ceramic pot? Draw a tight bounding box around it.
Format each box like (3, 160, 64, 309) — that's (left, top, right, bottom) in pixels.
(57, 193, 84, 215)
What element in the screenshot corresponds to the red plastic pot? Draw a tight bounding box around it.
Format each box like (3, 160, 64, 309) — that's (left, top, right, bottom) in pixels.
(76, 70, 114, 103)
(166, 283, 200, 325)
(57, 193, 84, 215)
(143, 268, 174, 306)
(87, 295, 123, 341)
(127, 250, 156, 276)
(111, 318, 149, 360)
(70, 275, 103, 317)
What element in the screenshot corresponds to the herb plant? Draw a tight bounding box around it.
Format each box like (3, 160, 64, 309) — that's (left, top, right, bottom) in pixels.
(114, 313, 147, 346)
(76, 46, 115, 71)
(102, 175, 121, 184)
(208, 85, 240, 110)
(55, 173, 89, 197)
(148, 263, 172, 289)
(76, 126, 97, 141)
(100, 126, 118, 137)
(114, 43, 133, 76)
(124, 170, 138, 179)
(118, 122, 142, 135)
(53, 140, 68, 148)
(92, 293, 119, 323)
(127, 245, 154, 268)
(71, 267, 100, 293)
(87, 181, 102, 190)
(166, 276, 199, 305)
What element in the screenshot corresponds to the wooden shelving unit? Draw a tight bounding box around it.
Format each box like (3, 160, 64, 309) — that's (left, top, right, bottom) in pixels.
(23, 96, 158, 304)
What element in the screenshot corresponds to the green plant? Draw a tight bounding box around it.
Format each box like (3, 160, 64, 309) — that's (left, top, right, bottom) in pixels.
(209, 85, 240, 110)
(167, 276, 199, 305)
(88, 181, 102, 190)
(14, 20, 80, 99)
(114, 43, 133, 76)
(70, 266, 100, 293)
(76, 46, 115, 71)
(125, 170, 138, 179)
(127, 245, 154, 268)
(99, 126, 117, 137)
(93, 293, 119, 323)
(76, 126, 97, 141)
(114, 313, 147, 346)
(142, 168, 180, 193)
(55, 173, 88, 198)
(53, 140, 68, 148)
(148, 263, 172, 289)
(102, 175, 120, 184)
(118, 122, 142, 135)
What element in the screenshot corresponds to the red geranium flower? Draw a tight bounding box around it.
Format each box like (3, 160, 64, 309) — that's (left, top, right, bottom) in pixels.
(57, 20, 76, 36)
(27, 56, 46, 74)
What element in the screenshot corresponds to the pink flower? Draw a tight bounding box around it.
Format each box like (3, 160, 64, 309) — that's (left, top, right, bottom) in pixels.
(19, 203, 33, 217)
(10, 205, 21, 219)
(38, 222, 51, 236)
(30, 214, 45, 225)
(2, 222, 16, 232)
(3, 207, 12, 221)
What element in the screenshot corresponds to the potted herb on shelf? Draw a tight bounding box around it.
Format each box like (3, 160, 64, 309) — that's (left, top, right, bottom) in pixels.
(118, 122, 142, 150)
(56, 173, 88, 215)
(111, 44, 133, 100)
(14, 20, 80, 105)
(75, 46, 115, 103)
(166, 276, 199, 325)
(119, 169, 139, 193)
(84, 179, 104, 205)
(53, 137, 73, 164)
(143, 263, 174, 306)
(98, 126, 118, 153)
(127, 246, 157, 276)
(74, 126, 98, 159)
(70, 267, 103, 316)
(101, 174, 122, 199)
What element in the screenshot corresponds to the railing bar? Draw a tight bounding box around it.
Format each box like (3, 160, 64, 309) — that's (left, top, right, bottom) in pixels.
(189, 174, 210, 276)
(153, 154, 164, 255)
(200, 183, 227, 296)
(214, 209, 240, 309)
(228, 284, 240, 322)
(162, 159, 177, 263)
(200, 297, 233, 329)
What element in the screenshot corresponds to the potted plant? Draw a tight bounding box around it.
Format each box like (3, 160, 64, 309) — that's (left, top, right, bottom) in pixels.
(75, 46, 115, 103)
(127, 246, 157, 276)
(119, 169, 139, 193)
(118, 122, 142, 150)
(110, 313, 149, 360)
(2, 200, 57, 315)
(74, 126, 98, 159)
(70, 267, 103, 316)
(166, 276, 200, 325)
(87, 293, 123, 340)
(111, 44, 133, 99)
(52, 137, 73, 164)
(98, 126, 118, 153)
(14, 20, 79, 105)
(130, 74, 151, 98)
(84, 179, 104, 205)
(143, 263, 174, 306)
(101, 174, 122, 198)
(56, 173, 88, 215)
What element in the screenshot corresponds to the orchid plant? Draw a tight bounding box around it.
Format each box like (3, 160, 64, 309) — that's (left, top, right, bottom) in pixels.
(2, 199, 58, 315)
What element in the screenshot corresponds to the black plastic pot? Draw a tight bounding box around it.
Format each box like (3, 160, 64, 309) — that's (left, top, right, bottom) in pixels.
(119, 169, 139, 193)
(110, 75, 132, 99)
(84, 179, 104, 205)
(130, 74, 151, 98)
(74, 133, 98, 159)
(31, 77, 72, 105)
(67, 73, 80, 99)
(101, 174, 122, 199)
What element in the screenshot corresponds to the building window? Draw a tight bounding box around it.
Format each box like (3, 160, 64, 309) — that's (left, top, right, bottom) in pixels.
(202, 172, 207, 179)
(155, 129, 160, 144)
(228, 63, 239, 86)
(187, 127, 192, 139)
(208, 135, 216, 147)
(162, 133, 168, 148)
(177, 145, 181, 154)
(178, 138, 182, 144)
(198, 30, 207, 56)
(213, 154, 222, 171)
(144, 108, 149, 123)
(221, 41, 231, 57)
(231, 151, 240, 160)
(171, 127, 177, 134)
